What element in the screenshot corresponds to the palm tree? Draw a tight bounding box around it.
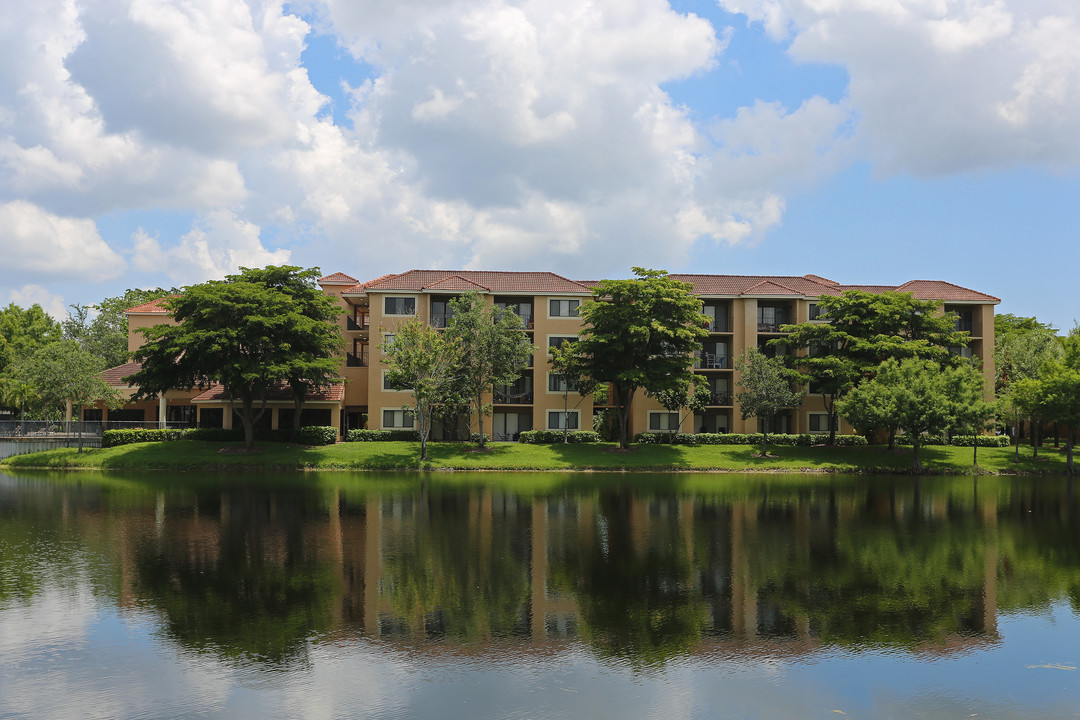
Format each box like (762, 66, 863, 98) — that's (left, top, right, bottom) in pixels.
(0, 378, 39, 432)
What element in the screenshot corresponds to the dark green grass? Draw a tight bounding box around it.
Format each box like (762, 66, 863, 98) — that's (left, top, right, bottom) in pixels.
(1, 439, 1071, 475)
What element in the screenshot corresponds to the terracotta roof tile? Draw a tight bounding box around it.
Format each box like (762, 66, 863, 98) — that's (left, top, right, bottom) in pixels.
(318, 272, 359, 284)
(894, 280, 1000, 303)
(742, 279, 802, 296)
(358, 270, 593, 294)
(100, 362, 143, 386)
(422, 275, 491, 291)
(803, 274, 839, 286)
(192, 382, 345, 403)
(125, 297, 176, 314)
(668, 274, 839, 297)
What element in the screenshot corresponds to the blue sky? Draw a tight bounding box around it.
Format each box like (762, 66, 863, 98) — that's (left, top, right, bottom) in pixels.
(1, 0, 1077, 330)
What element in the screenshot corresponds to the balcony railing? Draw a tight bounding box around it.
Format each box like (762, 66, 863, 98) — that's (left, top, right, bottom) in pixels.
(696, 353, 731, 369)
(707, 319, 730, 332)
(346, 315, 370, 331)
(955, 319, 974, 332)
(493, 392, 533, 405)
(708, 393, 732, 407)
(430, 313, 453, 329)
(757, 322, 789, 333)
(346, 353, 368, 367)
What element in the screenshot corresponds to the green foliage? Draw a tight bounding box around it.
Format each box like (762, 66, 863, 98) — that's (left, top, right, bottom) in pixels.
(0, 303, 62, 380)
(102, 428, 190, 447)
(517, 430, 600, 443)
(63, 288, 177, 368)
(127, 267, 341, 450)
(381, 316, 463, 460)
(994, 324, 1062, 395)
(445, 291, 534, 447)
(103, 425, 339, 447)
(734, 348, 804, 455)
(571, 268, 709, 448)
(294, 426, 338, 445)
(345, 428, 422, 442)
(634, 432, 868, 447)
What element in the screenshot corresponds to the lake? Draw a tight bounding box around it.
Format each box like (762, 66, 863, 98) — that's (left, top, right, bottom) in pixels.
(1, 469, 1078, 719)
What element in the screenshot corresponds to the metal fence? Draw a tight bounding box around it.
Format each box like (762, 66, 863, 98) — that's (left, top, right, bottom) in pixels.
(0, 420, 195, 437)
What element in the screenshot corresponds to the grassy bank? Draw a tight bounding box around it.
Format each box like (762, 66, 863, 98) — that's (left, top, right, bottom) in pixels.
(0, 439, 1070, 474)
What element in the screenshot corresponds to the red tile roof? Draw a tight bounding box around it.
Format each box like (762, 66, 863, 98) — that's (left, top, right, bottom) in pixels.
(125, 297, 176, 314)
(318, 272, 359, 284)
(191, 382, 345, 403)
(894, 280, 1000, 303)
(100, 362, 143, 386)
(668, 274, 841, 297)
(422, 274, 492, 291)
(350, 270, 593, 294)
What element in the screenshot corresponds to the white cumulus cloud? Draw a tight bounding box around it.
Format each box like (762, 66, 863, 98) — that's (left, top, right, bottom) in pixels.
(0, 200, 124, 281)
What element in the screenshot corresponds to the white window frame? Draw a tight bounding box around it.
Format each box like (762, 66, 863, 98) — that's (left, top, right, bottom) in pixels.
(648, 411, 681, 433)
(382, 295, 418, 316)
(381, 369, 410, 393)
(547, 335, 577, 352)
(382, 408, 415, 429)
(808, 412, 836, 434)
(547, 410, 580, 430)
(547, 298, 581, 318)
(547, 372, 578, 394)
(808, 302, 827, 321)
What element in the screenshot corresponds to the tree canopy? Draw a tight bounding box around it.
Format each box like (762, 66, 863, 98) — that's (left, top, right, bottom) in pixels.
(734, 348, 804, 456)
(444, 292, 534, 448)
(569, 268, 708, 448)
(126, 267, 343, 449)
(63, 287, 178, 369)
(0, 303, 62, 381)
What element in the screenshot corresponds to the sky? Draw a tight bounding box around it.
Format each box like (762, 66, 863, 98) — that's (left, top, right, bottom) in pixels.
(0, 0, 1077, 330)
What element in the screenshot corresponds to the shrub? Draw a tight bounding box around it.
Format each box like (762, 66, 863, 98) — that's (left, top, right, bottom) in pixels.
(102, 428, 189, 448)
(950, 434, 1010, 447)
(294, 426, 338, 445)
(186, 428, 245, 442)
(469, 433, 491, 444)
(346, 429, 421, 442)
(518, 430, 600, 444)
(632, 432, 868, 447)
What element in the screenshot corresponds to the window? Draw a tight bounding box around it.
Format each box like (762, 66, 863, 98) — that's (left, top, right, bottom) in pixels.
(808, 413, 837, 433)
(949, 345, 974, 360)
(382, 333, 395, 349)
(808, 303, 827, 321)
(758, 304, 790, 331)
(384, 296, 416, 315)
(648, 412, 680, 432)
(383, 409, 415, 429)
(382, 371, 410, 391)
(548, 373, 577, 393)
(548, 411, 579, 430)
(549, 299, 580, 317)
(548, 336, 576, 349)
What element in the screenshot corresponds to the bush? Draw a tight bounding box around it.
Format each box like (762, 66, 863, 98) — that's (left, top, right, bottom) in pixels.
(346, 429, 421, 442)
(294, 426, 338, 445)
(633, 432, 868, 447)
(186, 428, 245, 442)
(950, 434, 1010, 447)
(102, 428, 190, 448)
(518, 430, 600, 444)
(469, 433, 491, 444)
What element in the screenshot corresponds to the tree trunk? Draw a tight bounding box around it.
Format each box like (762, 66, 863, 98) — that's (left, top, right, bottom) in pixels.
(76, 404, 83, 453)
(616, 385, 634, 449)
(476, 391, 486, 448)
(761, 423, 769, 457)
(292, 394, 303, 442)
(912, 440, 922, 473)
(1067, 432, 1075, 475)
(973, 437, 978, 468)
(1013, 417, 1020, 462)
(241, 396, 256, 450)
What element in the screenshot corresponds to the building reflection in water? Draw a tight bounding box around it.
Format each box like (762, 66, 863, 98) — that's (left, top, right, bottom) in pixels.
(13, 475, 1080, 668)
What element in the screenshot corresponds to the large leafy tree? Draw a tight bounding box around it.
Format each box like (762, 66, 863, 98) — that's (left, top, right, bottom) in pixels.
(127, 272, 339, 450)
(547, 340, 598, 443)
(63, 288, 178, 369)
(381, 317, 463, 461)
(0, 303, 62, 380)
(227, 266, 343, 439)
(16, 340, 123, 451)
(1033, 329, 1080, 474)
(942, 362, 995, 467)
(570, 268, 708, 449)
(444, 291, 534, 448)
(646, 376, 712, 441)
(734, 348, 804, 456)
(780, 290, 972, 445)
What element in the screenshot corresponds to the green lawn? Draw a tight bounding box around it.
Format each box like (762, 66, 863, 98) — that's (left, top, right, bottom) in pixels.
(0, 439, 1071, 475)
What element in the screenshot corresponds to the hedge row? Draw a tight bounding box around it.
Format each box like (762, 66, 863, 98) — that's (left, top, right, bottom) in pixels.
(518, 430, 601, 444)
(346, 429, 421, 442)
(894, 434, 1011, 447)
(633, 432, 868, 447)
(101, 426, 338, 448)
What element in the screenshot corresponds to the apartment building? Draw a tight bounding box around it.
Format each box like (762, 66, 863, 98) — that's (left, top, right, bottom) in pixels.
(97, 270, 998, 440)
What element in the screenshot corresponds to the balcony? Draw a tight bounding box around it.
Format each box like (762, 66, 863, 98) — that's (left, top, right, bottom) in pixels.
(346, 315, 370, 331)
(708, 393, 732, 406)
(757, 321, 789, 333)
(696, 353, 731, 370)
(346, 353, 368, 367)
(955, 318, 974, 333)
(493, 391, 533, 405)
(707, 318, 730, 333)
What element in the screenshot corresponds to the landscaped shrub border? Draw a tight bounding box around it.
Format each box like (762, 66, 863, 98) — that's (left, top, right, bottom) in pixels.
(894, 434, 1011, 447)
(102, 426, 339, 447)
(346, 429, 421, 442)
(633, 432, 868, 447)
(518, 430, 600, 444)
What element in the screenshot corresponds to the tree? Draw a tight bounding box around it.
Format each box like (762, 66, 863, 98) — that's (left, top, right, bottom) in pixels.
(0, 377, 38, 428)
(0, 303, 62, 380)
(227, 267, 343, 440)
(836, 373, 902, 449)
(63, 288, 178, 369)
(547, 340, 594, 443)
(17, 341, 123, 451)
(646, 376, 711, 442)
(127, 274, 337, 450)
(381, 317, 463, 461)
(943, 362, 994, 468)
(1035, 329, 1080, 474)
(734, 348, 804, 457)
(444, 292, 534, 448)
(570, 269, 708, 449)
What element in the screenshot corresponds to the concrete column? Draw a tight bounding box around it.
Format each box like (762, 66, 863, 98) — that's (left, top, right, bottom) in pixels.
(64, 399, 73, 422)
(158, 395, 167, 428)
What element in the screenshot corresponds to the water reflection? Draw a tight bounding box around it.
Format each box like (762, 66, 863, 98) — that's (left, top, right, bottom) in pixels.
(2, 472, 1079, 672)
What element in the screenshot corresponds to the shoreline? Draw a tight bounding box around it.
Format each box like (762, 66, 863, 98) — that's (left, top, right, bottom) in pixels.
(0, 439, 1071, 477)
